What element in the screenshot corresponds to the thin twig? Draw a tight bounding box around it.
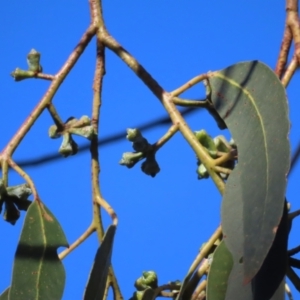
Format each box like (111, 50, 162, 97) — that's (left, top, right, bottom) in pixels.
(171, 75, 208, 97)
(1, 160, 9, 187)
(8, 158, 39, 200)
(286, 0, 300, 63)
(214, 166, 232, 175)
(47, 103, 65, 130)
(178, 226, 222, 297)
(184, 259, 210, 299)
(281, 54, 298, 87)
(58, 223, 95, 260)
(153, 283, 181, 298)
(152, 124, 179, 151)
(192, 280, 207, 300)
(172, 97, 208, 107)
(35, 73, 55, 80)
(213, 151, 235, 166)
(275, 26, 292, 77)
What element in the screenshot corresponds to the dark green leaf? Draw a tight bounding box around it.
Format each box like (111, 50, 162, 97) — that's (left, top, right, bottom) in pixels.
(0, 288, 9, 300)
(9, 200, 68, 300)
(251, 202, 288, 299)
(206, 241, 233, 300)
(208, 61, 290, 282)
(84, 225, 116, 300)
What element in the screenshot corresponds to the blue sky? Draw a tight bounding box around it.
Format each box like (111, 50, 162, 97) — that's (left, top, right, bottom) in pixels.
(0, 1, 299, 299)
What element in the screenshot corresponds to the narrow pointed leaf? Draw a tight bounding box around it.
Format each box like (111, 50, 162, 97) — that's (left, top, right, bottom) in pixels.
(206, 241, 233, 300)
(9, 200, 68, 300)
(84, 225, 116, 300)
(208, 61, 290, 282)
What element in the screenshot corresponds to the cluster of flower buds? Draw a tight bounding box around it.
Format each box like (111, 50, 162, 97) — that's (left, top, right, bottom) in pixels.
(130, 271, 181, 300)
(11, 49, 43, 81)
(0, 180, 32, 225)
(195, 130, 236, 179)
(130, 271, 158, 300)
(49, 116, 95, 157)
(119, 129, 160, 177)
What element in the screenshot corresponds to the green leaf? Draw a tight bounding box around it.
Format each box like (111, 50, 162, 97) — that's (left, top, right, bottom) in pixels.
(84, 225, 116, 300)
(251, 202, 288, 299)
(206, 240, 233, 300)
(9, 200, 68, 300)
(208, 61, 290, 282)
(0, 288, 9, 300)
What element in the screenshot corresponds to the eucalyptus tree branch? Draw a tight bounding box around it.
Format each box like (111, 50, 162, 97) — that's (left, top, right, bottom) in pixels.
(2, 24, 97, 157)
(100, 32, 225, 194)
(16, 107, 198, 168)
(89, 1, 122, 299)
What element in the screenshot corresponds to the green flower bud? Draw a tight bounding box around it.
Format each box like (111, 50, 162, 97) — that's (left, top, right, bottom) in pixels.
(59, 133, 78, 157)
(197, 163, 209, 179)
(119, 152, 144, 168)
(195, 130, 217, 158)
(126, 128, 150, 152)
(77, 115, 91, 127)
(0, 181, 32, 225)
(69, 126, 95, 140)
(7, 183, 32, 201)
(27, 49, 42, 73)
(7, 184, 32, 211)
(49, 125, 60, 139)
(126, 128, 142, 141)
(10, 68, 36, 81)
(3, 200, 20, 225)
(141, 155, 160, 177)
(214, 136, 231, 153)
(134, 271, 158, 291)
